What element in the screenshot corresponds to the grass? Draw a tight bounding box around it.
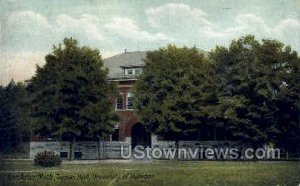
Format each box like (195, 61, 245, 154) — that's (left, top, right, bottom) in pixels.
(0, 160, 300, 186)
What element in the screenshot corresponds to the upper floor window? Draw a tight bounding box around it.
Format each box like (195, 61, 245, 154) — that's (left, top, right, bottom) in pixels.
(115, 95, 124, 110)
(126, 92, 134, 110)
(124, 67, 143, 76)
(125, 69, 134, 75)
(135, 68, 142, 75)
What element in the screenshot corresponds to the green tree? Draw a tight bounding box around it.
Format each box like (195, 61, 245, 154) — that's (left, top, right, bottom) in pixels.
(209, 35, 300, 147)
(134, 45, 213, 146)
(0, 80, 30, 154)
(28, 38, 118, 160)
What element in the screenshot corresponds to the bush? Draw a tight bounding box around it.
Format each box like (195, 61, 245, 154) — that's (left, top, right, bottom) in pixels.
(34, 151, 62, 167)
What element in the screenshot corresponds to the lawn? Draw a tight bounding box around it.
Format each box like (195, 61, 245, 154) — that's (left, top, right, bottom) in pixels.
(0, 160, 300, 186)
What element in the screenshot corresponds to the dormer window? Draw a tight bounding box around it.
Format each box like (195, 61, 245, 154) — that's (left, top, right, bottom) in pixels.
(125, 69, 134, 75)
(120, 65, 144, 77)
(135, 69, 142, 75)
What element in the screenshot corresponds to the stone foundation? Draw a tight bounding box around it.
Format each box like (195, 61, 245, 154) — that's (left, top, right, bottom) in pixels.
(30, 136, 247, 160)
(30, 137, 131, 160)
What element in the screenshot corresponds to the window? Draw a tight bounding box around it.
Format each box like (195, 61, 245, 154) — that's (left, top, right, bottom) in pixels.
(126, 92, 134, 110)
(135, 69, 140, 75)
(115, 95, 123, 110)
(125, 69, 134, 76)
(124, 68, 143, 76)
(127, 69, 133, 75)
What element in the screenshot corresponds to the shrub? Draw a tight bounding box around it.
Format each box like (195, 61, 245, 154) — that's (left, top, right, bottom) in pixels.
(34, 151, 62, 167)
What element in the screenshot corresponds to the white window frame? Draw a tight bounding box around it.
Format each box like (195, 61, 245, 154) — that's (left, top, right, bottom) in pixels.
(115, 94, 124, 111)
(135, 69, 140, 75)
(126, 92, 134, 110)
(124, 68, 143, 76)
(125, 69, 135, 76)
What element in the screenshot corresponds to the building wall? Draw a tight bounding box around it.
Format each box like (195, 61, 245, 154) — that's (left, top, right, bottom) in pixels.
(30, 137, 131, 160)
(151, 135, 250, 160)
(30, 136, 250, 160)
(114, 80, 140, 141)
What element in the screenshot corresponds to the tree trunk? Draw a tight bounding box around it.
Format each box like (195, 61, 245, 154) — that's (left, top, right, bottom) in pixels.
(175, 140, 179, 160)
(102, 138, 105, 160)
(97, 135, 101, 160)
(213, 126, 217, 141)
(69, 135, 75, 161)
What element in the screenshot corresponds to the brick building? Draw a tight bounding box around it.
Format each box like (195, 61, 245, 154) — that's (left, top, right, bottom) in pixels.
(103, 50, 225, 147)
(103, 51, 151, 147)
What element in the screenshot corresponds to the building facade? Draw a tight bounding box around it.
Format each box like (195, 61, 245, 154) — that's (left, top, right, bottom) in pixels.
(103, 51, 151, 147)
(103, 50, 226, 147)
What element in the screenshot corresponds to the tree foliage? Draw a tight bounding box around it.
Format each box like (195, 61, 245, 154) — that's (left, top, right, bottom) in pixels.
(209, 35, 300, 146)
(135, 36, 299, 148)
(134, 45, 213, 140)
(28, 38, 118, 142)
(0, 81, 30, 153)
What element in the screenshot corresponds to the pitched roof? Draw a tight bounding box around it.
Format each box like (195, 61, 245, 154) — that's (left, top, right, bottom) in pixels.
(103, 49, 207, 80)
(103, 51, 147, 80)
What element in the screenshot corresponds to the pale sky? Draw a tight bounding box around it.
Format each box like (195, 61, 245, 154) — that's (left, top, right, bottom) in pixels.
(0, 0, 299, 85)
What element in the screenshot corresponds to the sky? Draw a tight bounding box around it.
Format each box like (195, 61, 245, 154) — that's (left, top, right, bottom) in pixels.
(0, 0, 299, 85)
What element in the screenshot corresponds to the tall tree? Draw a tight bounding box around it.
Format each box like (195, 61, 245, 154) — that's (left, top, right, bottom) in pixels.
(209, 35, 300, 147)
(28, 38, 118, 159)
(0, 81, 30, 154)
(134, 45, 213, 144)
